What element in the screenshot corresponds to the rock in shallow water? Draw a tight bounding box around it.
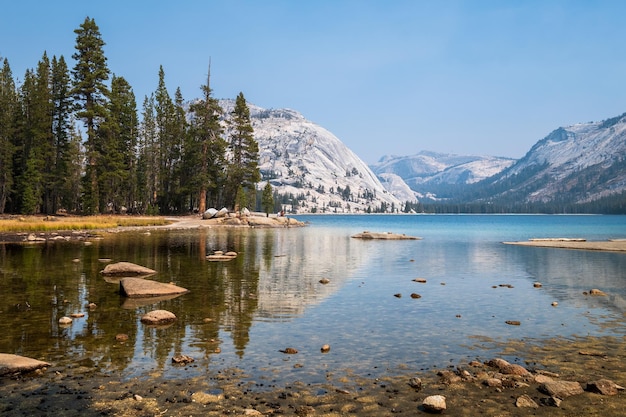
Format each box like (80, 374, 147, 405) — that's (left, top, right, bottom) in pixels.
(100, 261, 156, 277)
(422, 395, 446, 413)
(140, 309, 177, 325)
(0, 353, 51, 376)
(120, 277, 189, 298)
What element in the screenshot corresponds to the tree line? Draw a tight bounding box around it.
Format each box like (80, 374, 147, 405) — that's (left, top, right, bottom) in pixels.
(0, 17, 266, 216)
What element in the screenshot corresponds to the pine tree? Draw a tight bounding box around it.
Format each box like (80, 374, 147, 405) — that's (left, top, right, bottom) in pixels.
(225, 92, 260, 209)
(154, 66, 184, 213)
(235, 184, 247, 213)
(61, 125, 83, 213)
(15, 62, 49, 214)
(170, 87, 187, 212)
(99, 75, 137, 213)
(137, 94, 159, 213)
(71, 16, 110, 214)
(0, 57, 17, 213)
(261, 182, 274, 217)
(50, 55, 74, 213)
(187, 69, 226, 213)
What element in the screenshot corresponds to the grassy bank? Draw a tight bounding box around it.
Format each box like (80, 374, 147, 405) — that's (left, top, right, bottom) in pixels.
(0, 215, 171, 233)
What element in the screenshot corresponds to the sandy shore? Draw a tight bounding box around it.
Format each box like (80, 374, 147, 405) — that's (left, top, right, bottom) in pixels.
(503, 239, 626, 252)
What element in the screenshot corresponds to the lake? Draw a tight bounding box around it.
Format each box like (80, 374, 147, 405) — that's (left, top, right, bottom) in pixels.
(1, 214, 625, 387)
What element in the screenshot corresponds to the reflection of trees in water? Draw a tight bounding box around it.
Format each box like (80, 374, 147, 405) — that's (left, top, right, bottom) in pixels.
(0, 228, 369, 376)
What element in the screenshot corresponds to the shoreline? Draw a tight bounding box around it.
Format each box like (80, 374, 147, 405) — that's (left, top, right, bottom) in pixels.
(1, 333, 625, 416)
(503, 239, 626, 252)
(0, 214, 306, 243)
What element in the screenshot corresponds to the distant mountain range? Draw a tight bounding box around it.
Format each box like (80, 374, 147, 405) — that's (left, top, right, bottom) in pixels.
(221, 99, 626, 213)
(370, 151, 516, 201)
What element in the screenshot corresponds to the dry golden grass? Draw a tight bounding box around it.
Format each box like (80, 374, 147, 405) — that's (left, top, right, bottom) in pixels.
(0, 215, 171, 232)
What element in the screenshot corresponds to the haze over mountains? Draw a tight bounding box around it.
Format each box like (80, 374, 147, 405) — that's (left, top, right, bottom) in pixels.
(222, 100, 626, 214)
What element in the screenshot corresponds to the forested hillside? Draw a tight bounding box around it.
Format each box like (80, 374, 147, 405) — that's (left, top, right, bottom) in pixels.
(0, 17, 261, 216)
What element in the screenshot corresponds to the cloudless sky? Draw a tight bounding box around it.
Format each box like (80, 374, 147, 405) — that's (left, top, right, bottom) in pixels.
(2, 0, 626, 163)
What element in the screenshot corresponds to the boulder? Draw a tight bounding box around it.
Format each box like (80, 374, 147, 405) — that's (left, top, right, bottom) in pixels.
(540, 380, 584, 398)
(515, 394, 539, 408)
(202, 208, 218, 219)
(502, 363, 530, 376)
(120, 277, 188, 298)
(0, 353, 51, 376)
(140, 309, 177, 325)
(483, 378, 503, 388)
(586, 379, 625, 396)
(422, 395, 446, 413)
(101, 262, 156, 277)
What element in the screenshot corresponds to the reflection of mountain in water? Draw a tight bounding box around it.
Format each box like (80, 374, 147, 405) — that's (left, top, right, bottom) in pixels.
(509, 246, 626, 313)
(251, 229, 367, 320)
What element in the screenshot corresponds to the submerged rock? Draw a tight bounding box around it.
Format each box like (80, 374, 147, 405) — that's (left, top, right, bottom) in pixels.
(120, 277, 189, 298)
(172, 354, 195, 364)
(408, 377, 423, 391)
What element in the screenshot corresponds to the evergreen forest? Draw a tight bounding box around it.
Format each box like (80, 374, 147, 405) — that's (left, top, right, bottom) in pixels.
(0, 17, 262, 216)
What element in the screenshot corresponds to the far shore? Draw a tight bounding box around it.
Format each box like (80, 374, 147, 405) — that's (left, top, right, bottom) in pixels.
(0, 213, 305, 243)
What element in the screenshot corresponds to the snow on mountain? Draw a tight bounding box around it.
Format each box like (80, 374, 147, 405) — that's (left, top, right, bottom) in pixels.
(221, 100, 402, 213)
(490, 112, 626, 204)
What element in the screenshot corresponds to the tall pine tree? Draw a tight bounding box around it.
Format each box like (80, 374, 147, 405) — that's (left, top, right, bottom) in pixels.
(225, 92, 260, 209)
(50, 55, 74, 213)
(99, 75, 138, 213)
(0, 58, 17, 213)
(187, 68, 226, 213)
(71, 16, 110, 214)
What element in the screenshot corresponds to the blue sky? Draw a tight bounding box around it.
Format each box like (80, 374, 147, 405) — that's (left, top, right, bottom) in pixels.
(2, 1, 626, 163)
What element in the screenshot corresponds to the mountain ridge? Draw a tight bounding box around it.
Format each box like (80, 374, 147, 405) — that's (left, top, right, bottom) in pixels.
(221, 99, 626, 213)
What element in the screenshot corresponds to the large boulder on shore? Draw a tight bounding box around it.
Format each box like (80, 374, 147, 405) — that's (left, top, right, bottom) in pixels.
(120, 277, 188, 298)
(0, 353, 51, 376)
(101, 262, 156, 277)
